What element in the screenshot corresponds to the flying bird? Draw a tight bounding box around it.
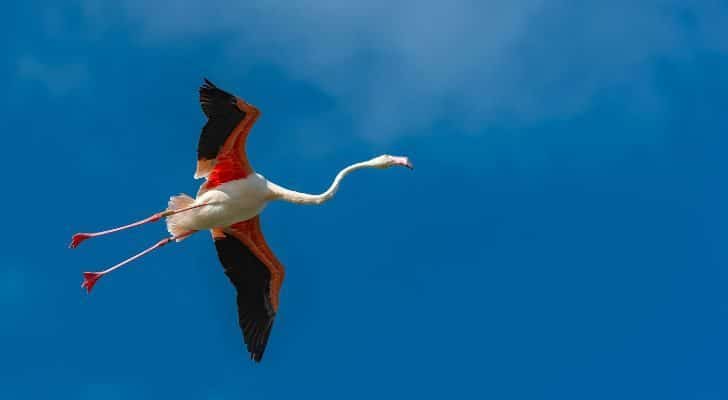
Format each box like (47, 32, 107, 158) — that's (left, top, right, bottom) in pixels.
(69, 79, 413, 362)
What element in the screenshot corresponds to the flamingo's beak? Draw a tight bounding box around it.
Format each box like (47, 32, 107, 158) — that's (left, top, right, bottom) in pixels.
(391, 156, 414, 170)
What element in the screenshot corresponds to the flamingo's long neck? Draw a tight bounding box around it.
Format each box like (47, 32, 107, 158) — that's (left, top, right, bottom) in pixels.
(267, 160, 375, 205)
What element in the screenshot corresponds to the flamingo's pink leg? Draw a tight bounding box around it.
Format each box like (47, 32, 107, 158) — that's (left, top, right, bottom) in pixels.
(81, 231, 195, 293)
(70, 203, 207, 248)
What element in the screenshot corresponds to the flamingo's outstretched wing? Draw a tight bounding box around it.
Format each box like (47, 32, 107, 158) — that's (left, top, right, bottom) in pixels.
(195, 79, 261, 190)
(212, 216, 285, 362)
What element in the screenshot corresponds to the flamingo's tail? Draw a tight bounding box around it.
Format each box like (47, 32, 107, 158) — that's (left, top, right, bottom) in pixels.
(165, 194, 195, 241)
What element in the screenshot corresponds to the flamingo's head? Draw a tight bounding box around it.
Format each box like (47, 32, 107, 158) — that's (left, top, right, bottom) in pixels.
(369, 154, 414, 170)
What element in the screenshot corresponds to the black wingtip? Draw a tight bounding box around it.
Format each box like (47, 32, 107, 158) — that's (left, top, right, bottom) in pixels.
(247, 318, 273, 363)
(201, 78, 216, 90)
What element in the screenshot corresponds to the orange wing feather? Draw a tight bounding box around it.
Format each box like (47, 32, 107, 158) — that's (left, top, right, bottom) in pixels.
(217, 216, 285, 311)
(203, 99, 261, 189)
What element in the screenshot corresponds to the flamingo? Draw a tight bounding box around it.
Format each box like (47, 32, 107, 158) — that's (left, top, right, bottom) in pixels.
(69, 79, 413, 362)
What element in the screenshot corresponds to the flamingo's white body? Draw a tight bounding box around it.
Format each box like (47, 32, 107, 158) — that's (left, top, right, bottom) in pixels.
(169, 174, 272, 235)
(168, 154, 409, 236)
(69, 79, 412, 362)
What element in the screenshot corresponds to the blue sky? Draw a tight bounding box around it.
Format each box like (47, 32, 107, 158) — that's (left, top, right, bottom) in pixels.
(2, 1, 728, 399)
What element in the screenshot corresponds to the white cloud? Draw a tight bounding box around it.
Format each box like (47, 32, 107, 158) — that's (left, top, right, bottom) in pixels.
(79, 1, 728, 140)
(16, 55, 89, 96)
